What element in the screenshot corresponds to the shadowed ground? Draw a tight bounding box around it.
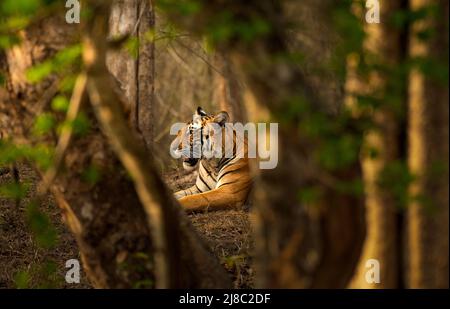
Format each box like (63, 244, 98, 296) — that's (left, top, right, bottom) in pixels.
(0, 165, 253, 288)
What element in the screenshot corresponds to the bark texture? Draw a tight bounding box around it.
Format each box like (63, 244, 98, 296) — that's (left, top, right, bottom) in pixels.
(107, 0, 155, 148)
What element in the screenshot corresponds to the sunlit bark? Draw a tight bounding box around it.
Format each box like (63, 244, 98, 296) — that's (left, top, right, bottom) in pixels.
(406, 0, 449, 288)
(348, 0, 403, 289)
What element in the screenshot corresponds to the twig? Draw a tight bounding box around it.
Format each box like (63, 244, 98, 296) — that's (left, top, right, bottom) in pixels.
(34, 78, 60, 115)
(173, 39, 225, 76)
(12, 164, 20, 207)
(132, 1, 147, 36)
(167, 43, 195, 75)
(37, 73, 87, 196)
(154, 33, 191, 42)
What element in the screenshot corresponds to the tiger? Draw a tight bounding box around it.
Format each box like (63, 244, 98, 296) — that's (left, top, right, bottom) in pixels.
(170, 107, 252, 213)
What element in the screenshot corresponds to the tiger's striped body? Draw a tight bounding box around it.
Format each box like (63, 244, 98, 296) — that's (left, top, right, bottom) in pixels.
(171, 108, 252, 212)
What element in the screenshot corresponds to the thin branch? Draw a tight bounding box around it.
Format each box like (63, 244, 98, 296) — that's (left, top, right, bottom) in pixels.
(132, 1, 147, 36)
(167, 43, 195, 75)
(37, 73, 87, 196)
(173, 39, 225, 76)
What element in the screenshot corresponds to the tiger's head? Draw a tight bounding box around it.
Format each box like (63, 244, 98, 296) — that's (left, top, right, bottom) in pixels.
(170, 107, 229, 171)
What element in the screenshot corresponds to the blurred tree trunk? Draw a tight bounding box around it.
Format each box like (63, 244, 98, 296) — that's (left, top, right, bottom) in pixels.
(107, 0, 155, 148)
(348, 1, 403, 288)
(212, 53, 246, 122)
(162, 0, 366, 288)
(406, 0, 449, 288)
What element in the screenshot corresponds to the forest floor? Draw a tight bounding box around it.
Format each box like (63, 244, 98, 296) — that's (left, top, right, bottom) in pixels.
(0, 164, 253, 288)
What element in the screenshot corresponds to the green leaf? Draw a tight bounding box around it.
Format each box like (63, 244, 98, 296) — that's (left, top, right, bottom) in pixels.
(21, 144, 54, 171)
(72, 112, 90, 136)
(51, 95, 69, 112)
(0, 16, 29, 31)
(26, 62, 53, 83)
(0, 182, 29, 200)
(1, 0, 41, 16)
(0, 142, 24, 165)
(81, 165, 101, 185)
(125, 37, 139, 59)
(26, 202, 57, 249)
(32, 113, 56, 136)
(37, 260, 59, 288)
(14, 271, 30, 289)
(26, 45, 81, 83)
(0, 34, 20, 49)
(59, 75, 77, 93)
(53, 44, 82, 67)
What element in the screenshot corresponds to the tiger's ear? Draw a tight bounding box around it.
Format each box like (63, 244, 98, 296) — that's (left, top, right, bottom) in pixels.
(196, 106, 207, 116)
(214, 111, 229, 126)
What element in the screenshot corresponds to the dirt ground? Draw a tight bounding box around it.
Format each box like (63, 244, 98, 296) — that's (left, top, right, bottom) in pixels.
(0, 164, 253, 289)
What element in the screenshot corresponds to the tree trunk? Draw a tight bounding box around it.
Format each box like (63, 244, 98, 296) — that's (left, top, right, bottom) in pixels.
(348, 0, 403, 289)
(136, 0, 155, 148)
(212, 53, 246, 122)
(107, 0, 138, 124)
(406, 0, 449, 288)
(107, 0, 155, 148)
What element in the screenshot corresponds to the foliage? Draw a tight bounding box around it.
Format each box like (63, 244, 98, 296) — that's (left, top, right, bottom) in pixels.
(0, 141, 54, 170)
(26, 201, 58, 249)
(1, 0, 42, 17)
(14, 260, 61, 289)
(51, 95, 70, 112)
(0, 181, 29, 200)
(81, 164, 101, 185)
(26, 44, 82, 83)
(32, 113, 56, 136)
